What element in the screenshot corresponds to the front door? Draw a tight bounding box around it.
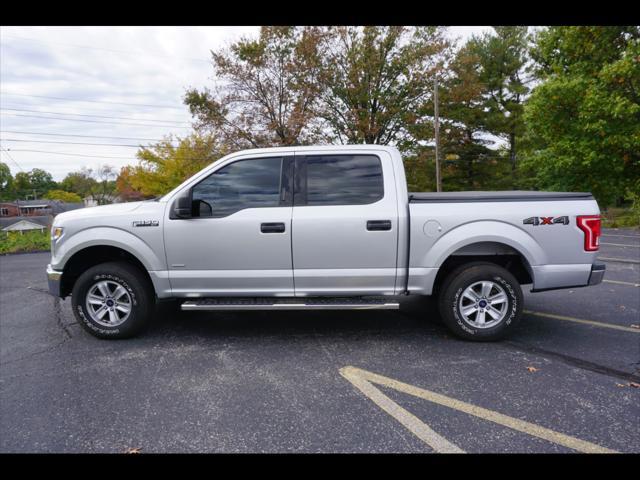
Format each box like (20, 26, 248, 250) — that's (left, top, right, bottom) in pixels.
(291, 151, 399, 296)
(164, 155, 294, 296)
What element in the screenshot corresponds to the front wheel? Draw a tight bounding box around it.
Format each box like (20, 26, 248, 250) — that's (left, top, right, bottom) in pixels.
(71, 261, 153, 339)
(437, 262, 523, 341)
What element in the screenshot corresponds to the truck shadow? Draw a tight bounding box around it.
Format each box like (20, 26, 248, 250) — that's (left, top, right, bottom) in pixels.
(149, 295, 448, 341)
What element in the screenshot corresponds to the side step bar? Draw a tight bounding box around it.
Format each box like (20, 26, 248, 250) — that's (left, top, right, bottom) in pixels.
(181, 297, 400, 311)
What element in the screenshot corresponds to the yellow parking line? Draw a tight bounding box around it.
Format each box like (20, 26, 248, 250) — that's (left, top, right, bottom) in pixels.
(603, 279, 640, 287)
(341, 366, 463, 453)
(340, 366, 616, 453)
(524, 310, 639, 333)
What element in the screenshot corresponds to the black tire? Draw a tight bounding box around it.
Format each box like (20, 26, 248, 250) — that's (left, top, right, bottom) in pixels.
(71, 261, 154, 339)
(437, 262, 523, 341)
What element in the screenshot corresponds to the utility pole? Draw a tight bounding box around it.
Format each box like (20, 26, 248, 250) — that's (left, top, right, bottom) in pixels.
(434, 76, 442, 192)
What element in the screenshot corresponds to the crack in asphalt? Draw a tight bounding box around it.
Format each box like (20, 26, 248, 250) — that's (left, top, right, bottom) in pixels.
(0, 337, 72, 366)
(26, 285, 74, 339)
(503, 340, 640, 383)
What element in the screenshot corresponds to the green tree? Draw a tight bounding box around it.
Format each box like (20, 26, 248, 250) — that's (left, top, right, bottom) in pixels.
(185, 26, 326, 148)
(43, 189, 83, 203)
(10, 168, 56, 198)
(12, 171, 31, 196)
(523, 26, 640, 206)
(28, 168, 57, 194)
(437, 45, 511, 191)
(467, 27, 531, 183)
(0, 162, 14, 200)
(60, 168, 98, 198)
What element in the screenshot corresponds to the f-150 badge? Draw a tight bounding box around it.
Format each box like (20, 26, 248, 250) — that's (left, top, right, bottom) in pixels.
(523, 216, 569, 226)
(132, 220, 159, 227)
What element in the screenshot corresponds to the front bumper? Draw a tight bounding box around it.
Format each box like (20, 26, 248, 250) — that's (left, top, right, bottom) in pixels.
(46, 264, 63, 297)
(588, 262, 606, 286)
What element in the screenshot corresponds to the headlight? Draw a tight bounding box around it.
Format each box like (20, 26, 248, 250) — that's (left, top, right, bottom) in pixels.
(52, 227, 64, 241)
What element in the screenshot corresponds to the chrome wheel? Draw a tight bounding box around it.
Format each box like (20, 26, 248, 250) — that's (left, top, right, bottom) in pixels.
(85, 280, 132, 327)
(458, 280, 508, 329)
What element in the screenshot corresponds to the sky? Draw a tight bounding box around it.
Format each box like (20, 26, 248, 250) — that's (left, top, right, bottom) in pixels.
(0, 26, 493, 182)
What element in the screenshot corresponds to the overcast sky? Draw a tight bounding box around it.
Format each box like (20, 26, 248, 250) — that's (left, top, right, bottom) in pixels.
(0, 26, 492, 181)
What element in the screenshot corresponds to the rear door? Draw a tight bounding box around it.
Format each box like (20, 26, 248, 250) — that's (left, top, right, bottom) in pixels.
(291, 150, 399, 296)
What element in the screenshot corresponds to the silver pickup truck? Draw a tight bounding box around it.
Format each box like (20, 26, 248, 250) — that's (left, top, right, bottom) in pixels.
(46, 145, 605, 341)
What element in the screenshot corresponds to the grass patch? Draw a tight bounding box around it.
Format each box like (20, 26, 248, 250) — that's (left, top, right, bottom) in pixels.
(601, 206, 640, 229)
(0, 230, 50, 254)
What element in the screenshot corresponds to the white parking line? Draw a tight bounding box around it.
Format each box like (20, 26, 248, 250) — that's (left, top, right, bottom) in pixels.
(524, 310, 639, 333)
(602, 234, 640, 239)
(340, 366, 616, 453)
(603, 279, 640, 287)
(598, 257, 640, 264)
(601, 242, 640, 248)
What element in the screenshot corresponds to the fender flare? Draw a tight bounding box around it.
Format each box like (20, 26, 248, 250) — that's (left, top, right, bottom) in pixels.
(422, 220, 546, 270)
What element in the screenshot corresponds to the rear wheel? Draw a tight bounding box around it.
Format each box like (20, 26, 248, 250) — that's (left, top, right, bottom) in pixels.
(71, 261, 153, 339)
(437, 262, 523, 341)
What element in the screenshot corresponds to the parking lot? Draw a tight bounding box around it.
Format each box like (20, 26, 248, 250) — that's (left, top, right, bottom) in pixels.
(1, 227, 638, 453)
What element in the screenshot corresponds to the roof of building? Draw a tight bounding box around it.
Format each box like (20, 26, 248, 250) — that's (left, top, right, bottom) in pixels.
(0, 215, 51, 229)
(0, 200, 84, 215)
(1, 219, 49, 232)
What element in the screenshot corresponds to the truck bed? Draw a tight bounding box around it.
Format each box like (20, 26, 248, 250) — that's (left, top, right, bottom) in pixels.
(409, 191, 594, 203)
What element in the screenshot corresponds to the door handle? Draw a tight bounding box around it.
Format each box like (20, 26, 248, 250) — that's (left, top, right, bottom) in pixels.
(261, 222, 286, 233)
(366, 220, 392, 231)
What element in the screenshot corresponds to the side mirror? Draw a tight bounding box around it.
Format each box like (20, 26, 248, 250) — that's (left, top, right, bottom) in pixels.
(170, 189, 193, 219)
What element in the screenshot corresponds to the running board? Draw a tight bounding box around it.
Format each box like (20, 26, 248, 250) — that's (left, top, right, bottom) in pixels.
(181, 297, 400, 311)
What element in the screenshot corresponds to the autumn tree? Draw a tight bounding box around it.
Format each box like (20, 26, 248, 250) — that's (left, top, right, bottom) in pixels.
(126, 134, 229, 197)
(523, 26, 640, 206)
(115, 166, 148, 202)
(317, 26, 452, 151)
(184, 27, 326, 148)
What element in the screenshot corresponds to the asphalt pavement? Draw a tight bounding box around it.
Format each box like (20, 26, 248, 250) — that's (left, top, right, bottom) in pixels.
(1, 228, 638, 453)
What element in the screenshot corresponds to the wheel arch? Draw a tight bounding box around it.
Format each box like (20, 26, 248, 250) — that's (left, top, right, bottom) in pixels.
(431, 242, 534, 297)
(61, 245, 154, 298)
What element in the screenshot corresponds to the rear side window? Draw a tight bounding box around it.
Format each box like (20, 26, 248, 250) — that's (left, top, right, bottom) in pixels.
(302, 154, 384, 206)
(192, 157, 283, 217)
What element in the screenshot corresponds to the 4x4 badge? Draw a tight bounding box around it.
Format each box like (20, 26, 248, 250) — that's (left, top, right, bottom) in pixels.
(523, 216, 569, 226)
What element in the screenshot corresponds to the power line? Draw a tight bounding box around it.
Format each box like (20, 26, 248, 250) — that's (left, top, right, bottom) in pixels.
(1, 138, 159, 148)
(1, 112, 192, 129)
(1, 130, 169, 142)
(0, 148, 25, 172)
(0, 92, 185, 110)
(3, 149, 135, 160)
(2, 34, 211, 64)
(1, 107, 191, 125)
(1, 101, 183, 119)
(4, 147, 219, 162)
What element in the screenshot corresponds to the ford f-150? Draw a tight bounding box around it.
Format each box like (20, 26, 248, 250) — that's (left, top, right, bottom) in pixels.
(46, 145, 605, 341)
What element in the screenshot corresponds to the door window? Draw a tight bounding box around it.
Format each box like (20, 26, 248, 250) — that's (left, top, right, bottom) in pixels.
(192, 157, 283, 217)
(300, 155, 384, 206)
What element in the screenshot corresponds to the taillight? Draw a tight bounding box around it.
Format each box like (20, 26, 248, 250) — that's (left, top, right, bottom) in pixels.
(577, 215, 601, 251)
